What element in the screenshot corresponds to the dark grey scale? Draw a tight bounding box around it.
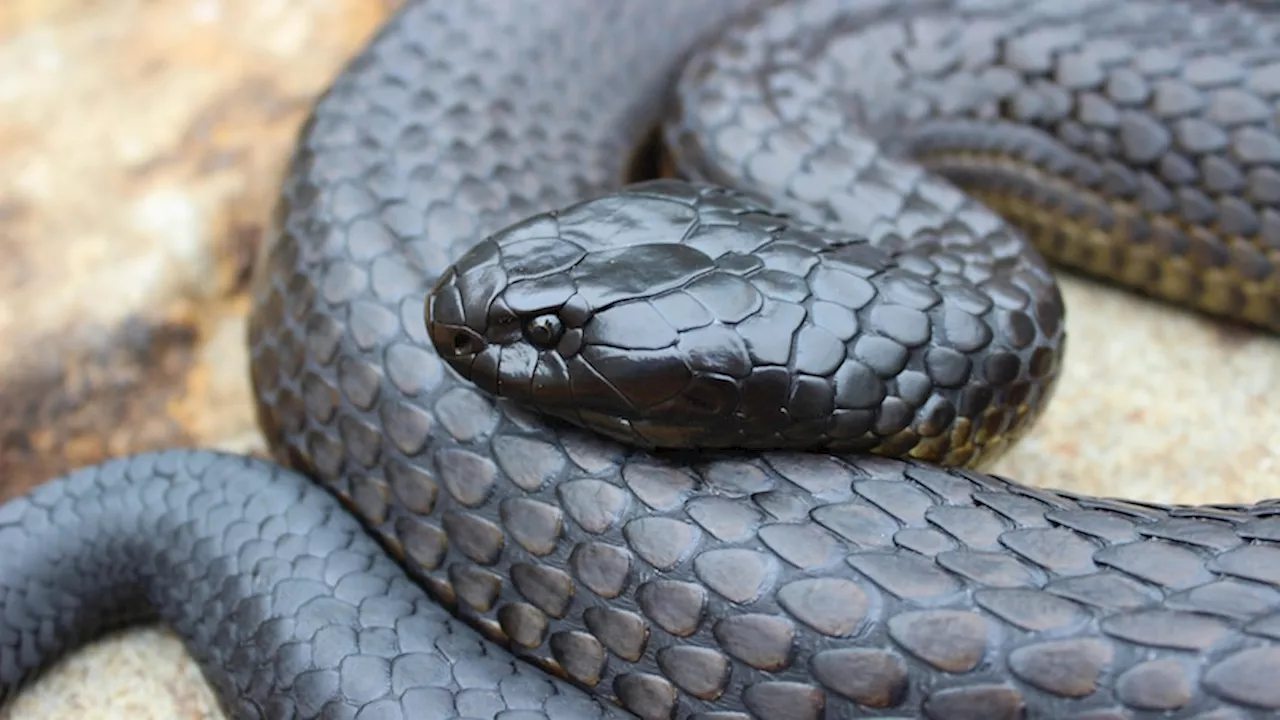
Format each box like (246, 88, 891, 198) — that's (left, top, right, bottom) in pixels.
(801, 0, 1277, 277)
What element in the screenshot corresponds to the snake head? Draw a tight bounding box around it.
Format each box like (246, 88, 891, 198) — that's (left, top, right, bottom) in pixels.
(426, 182, 785, 449)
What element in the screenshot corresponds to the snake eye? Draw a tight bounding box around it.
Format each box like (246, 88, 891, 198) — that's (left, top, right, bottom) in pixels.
(523, 314, 564, 349)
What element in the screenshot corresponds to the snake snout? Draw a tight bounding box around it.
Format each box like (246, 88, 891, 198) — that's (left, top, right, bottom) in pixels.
(425, 276, 489, 379)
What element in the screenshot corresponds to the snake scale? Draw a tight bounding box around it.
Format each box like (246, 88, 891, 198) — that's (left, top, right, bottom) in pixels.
(3, 0, 1280, 717)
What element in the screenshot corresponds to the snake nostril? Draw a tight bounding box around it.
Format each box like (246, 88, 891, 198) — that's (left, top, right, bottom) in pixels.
(451, 332, 476, 356)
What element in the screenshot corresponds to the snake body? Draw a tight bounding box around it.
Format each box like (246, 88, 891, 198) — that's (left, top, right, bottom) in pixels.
(4, 0, 1280, 718)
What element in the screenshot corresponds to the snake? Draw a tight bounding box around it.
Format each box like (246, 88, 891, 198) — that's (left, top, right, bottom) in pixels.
(3, 0, 1280, 717)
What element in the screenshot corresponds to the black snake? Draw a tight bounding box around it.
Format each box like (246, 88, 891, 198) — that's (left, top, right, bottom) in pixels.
(4, 0, 1280, 718)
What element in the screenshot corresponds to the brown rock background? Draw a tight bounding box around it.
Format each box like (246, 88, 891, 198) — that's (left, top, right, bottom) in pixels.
(0, 1, 1277, 717)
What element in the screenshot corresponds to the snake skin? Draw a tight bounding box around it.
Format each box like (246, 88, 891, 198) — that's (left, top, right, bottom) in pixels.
(0, 451, 625, 719)
(3, 0, 1280, 719)
(668, 0, 1280, 334)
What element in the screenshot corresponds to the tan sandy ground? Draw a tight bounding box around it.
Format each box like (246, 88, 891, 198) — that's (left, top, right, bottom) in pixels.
(1, 1, 1278, 718)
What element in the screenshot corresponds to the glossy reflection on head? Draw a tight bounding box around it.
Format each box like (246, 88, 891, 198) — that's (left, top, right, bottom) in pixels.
(424, 184, 758, 446)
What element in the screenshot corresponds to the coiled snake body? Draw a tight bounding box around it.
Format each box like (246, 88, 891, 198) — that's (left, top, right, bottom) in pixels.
(4, 0, 1280, 718)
